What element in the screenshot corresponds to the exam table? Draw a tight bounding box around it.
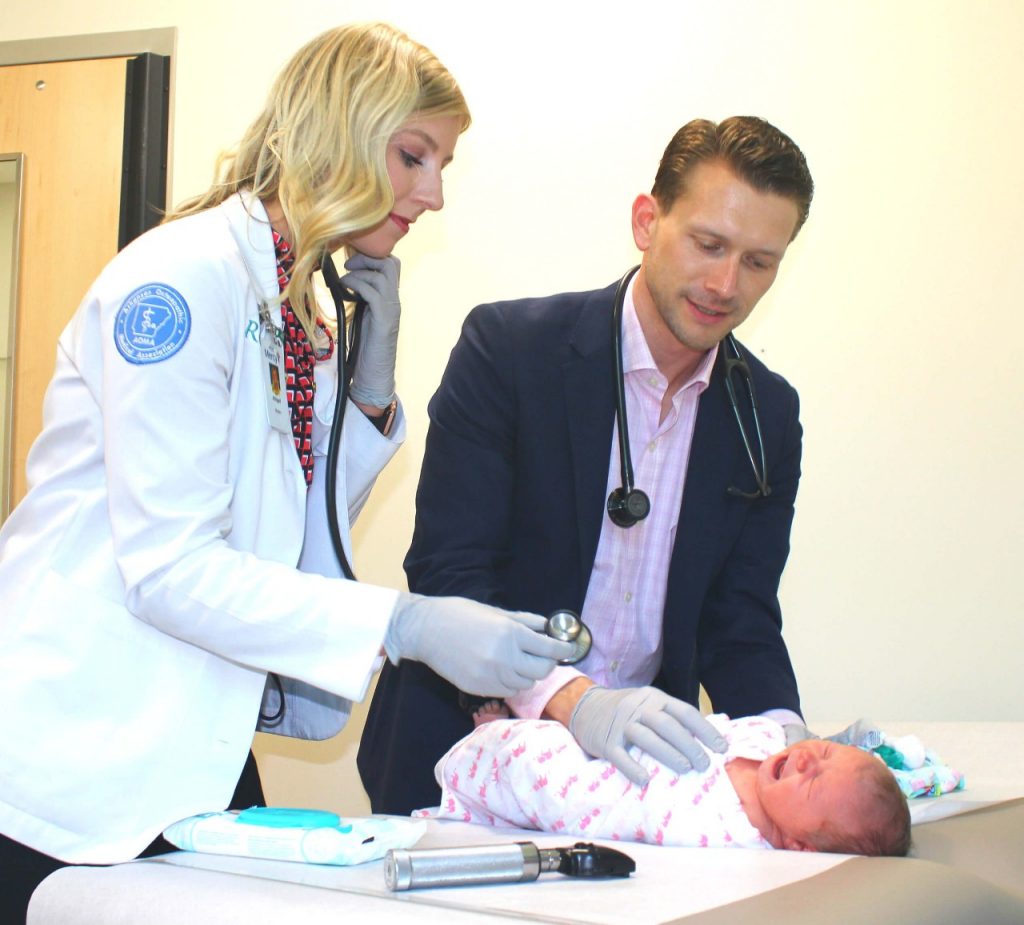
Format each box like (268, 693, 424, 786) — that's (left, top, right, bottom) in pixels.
(26, 721, 1024, 924)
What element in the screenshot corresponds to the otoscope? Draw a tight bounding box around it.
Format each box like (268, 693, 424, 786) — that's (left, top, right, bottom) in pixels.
(385, 841, 635, 891)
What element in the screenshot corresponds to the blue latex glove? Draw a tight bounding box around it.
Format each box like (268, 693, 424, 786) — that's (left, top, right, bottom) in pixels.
(784, 718, 883, 750)
(569, 686, 727, 786)
(824, 718, 883, 750)
(341, 253, 401, 409)
(384, 593, 575, 698)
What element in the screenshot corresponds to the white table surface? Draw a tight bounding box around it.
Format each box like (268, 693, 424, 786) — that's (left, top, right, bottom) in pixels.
(29, 820, 847, 925)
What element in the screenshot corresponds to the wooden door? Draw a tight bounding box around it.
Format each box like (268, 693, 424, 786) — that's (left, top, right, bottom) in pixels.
(0, 56, 128, 505)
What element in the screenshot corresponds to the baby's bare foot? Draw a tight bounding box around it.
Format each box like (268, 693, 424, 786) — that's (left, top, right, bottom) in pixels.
(472, 700, 510, 727)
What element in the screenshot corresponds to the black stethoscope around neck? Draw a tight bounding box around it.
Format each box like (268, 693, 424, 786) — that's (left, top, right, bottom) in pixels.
(320, 252, 365, 582)
(606, 265, 771, 530)
(260, 251, 360, 727)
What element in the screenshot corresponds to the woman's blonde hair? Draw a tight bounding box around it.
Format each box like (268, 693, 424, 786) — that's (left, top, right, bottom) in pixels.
(168, 22, 470, 339)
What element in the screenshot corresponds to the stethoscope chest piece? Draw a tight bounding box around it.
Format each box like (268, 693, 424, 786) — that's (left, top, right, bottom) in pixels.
(545, 609, 592, 665)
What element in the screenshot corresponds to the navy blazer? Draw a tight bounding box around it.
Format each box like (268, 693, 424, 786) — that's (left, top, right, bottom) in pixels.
(358, 281, 803, 814)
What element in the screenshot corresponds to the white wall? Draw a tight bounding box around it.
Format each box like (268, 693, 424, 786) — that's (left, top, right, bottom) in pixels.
(4, 0, 1022, 815)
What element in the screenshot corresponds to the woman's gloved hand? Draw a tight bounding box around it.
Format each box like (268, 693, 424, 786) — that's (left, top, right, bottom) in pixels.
(569, 686, 727, 786)
(341, 253, 401, 408)
(384, 593, 576, 697)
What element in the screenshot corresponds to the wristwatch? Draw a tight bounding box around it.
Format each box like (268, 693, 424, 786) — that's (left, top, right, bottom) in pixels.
(365, 399, 397, 437)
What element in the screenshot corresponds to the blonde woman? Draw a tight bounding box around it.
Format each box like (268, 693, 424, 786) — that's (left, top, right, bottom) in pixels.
(0, 23, 572, 916)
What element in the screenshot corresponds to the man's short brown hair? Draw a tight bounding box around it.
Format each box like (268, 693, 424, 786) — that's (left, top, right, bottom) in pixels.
(651, 116, 814, 239)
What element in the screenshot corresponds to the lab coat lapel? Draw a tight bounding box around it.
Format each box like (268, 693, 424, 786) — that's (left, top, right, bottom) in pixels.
(223, 192, 280, 306)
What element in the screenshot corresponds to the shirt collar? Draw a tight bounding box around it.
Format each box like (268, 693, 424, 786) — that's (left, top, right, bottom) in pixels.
(622, 272, 718, 392)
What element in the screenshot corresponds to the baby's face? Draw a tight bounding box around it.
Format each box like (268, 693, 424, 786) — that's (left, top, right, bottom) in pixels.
(755, 738, 878, 850)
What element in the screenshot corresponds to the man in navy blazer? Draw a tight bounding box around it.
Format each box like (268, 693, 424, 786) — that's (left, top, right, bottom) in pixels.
(359, 116, 815, 815)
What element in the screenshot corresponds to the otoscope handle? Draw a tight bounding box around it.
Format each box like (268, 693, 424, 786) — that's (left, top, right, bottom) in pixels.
(385, 842, 541, 891)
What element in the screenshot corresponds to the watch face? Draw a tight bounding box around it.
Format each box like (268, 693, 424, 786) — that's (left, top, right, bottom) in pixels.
(366, 400, 396, 435)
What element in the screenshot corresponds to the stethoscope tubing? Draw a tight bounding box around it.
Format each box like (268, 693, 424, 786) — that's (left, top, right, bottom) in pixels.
(259, 252, 359, 725)
(610, 265, 771, 510)
(321, 252, 363, 581)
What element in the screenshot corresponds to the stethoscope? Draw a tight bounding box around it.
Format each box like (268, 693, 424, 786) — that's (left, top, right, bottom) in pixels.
(258, 254, 362, 727)
(321, 255, 594, 667)
(320, 252, 364, 583)
(606, 265, 771, 531)
(264, 256, 593, 727)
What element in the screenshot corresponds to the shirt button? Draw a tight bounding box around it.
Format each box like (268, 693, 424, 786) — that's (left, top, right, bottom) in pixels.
(648, 441, 657, 452)
(624, 592, 633, 603)
(610, 660, 619, 671)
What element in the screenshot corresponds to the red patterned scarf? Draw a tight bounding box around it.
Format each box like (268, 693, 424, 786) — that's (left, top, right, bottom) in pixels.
(272, 231, 335, 487)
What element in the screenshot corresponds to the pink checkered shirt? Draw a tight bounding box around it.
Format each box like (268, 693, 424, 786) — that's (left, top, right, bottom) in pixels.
(507, 276, 716, 718)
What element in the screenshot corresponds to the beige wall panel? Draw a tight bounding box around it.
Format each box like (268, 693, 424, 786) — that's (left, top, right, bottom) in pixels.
(0, 57, 126, 504)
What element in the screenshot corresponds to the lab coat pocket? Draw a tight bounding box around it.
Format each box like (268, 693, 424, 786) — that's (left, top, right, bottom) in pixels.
(5, 570, 182, 824)
(3, 567, 254, 856)
(13, 569, 188, 719)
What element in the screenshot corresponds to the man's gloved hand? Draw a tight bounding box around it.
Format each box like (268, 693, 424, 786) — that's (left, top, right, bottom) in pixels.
(783, 723, 819, 747)
(824, 718, 883, 750)
(568, 686, 728, 786)
(384, 593, 576, 698)
(342, 253, 401, 408)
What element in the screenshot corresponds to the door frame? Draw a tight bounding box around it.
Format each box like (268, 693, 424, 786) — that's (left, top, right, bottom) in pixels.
(0, 30, 176, 514)
(0, 28, 175, 64)
(0, 28, 176, 186)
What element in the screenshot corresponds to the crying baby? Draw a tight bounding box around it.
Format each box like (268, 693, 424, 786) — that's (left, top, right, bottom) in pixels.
(417, 703, 910, 857)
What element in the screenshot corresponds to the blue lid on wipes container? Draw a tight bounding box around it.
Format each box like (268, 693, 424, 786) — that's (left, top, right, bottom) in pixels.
(163, 808, 425, 866)
(236, 807, 345, 829)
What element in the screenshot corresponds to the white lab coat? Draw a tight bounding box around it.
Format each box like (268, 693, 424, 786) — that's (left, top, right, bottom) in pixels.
(0, 193, 403, 864)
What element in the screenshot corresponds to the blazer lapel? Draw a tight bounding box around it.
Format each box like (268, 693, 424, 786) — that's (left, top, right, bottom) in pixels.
(680, 359, 736, 528)
(563, 285, 618, 596)
(669, 352, 746, 599)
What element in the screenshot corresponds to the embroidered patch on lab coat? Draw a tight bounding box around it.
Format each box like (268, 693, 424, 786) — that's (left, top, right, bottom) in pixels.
(114, 283, 192, 364)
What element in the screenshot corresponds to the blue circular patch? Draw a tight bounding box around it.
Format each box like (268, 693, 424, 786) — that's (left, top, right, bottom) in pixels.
(114, 283, 191, 365)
